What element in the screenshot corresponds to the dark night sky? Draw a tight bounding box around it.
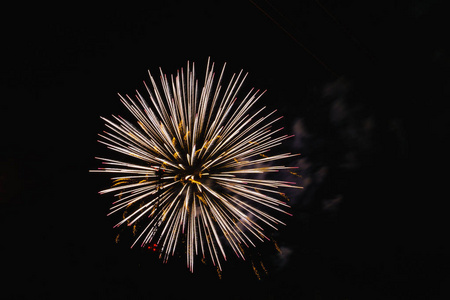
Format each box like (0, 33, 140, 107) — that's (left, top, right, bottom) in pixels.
(1, 1, 449, 299)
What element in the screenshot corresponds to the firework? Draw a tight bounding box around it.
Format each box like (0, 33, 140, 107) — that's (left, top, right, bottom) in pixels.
(91, 58, 300, 272)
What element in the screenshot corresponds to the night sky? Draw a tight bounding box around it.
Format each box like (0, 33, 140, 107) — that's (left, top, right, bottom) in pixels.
(1, 1, 449, 299)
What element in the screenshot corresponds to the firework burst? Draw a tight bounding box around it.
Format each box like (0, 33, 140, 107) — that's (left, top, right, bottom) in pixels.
(91, 58, 300, 272)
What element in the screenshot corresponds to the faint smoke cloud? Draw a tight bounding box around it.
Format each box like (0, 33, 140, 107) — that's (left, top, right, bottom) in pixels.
(289, 77, 406, 211)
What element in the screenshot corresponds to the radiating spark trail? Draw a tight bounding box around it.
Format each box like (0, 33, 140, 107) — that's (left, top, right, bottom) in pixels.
(91, 58, 301, 272)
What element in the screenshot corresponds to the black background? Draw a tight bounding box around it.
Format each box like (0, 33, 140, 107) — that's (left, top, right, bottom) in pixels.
(1, 1, 449, 299)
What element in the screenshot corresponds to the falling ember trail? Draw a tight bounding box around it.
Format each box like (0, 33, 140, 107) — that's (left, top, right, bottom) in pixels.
(91, 58, 301, 272)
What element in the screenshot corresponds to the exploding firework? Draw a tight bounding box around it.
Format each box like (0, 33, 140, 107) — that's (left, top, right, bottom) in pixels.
(91, 58, 300, 272)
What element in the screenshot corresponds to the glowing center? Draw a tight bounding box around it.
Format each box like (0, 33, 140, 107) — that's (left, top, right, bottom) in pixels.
(182, 166, 203, 183)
